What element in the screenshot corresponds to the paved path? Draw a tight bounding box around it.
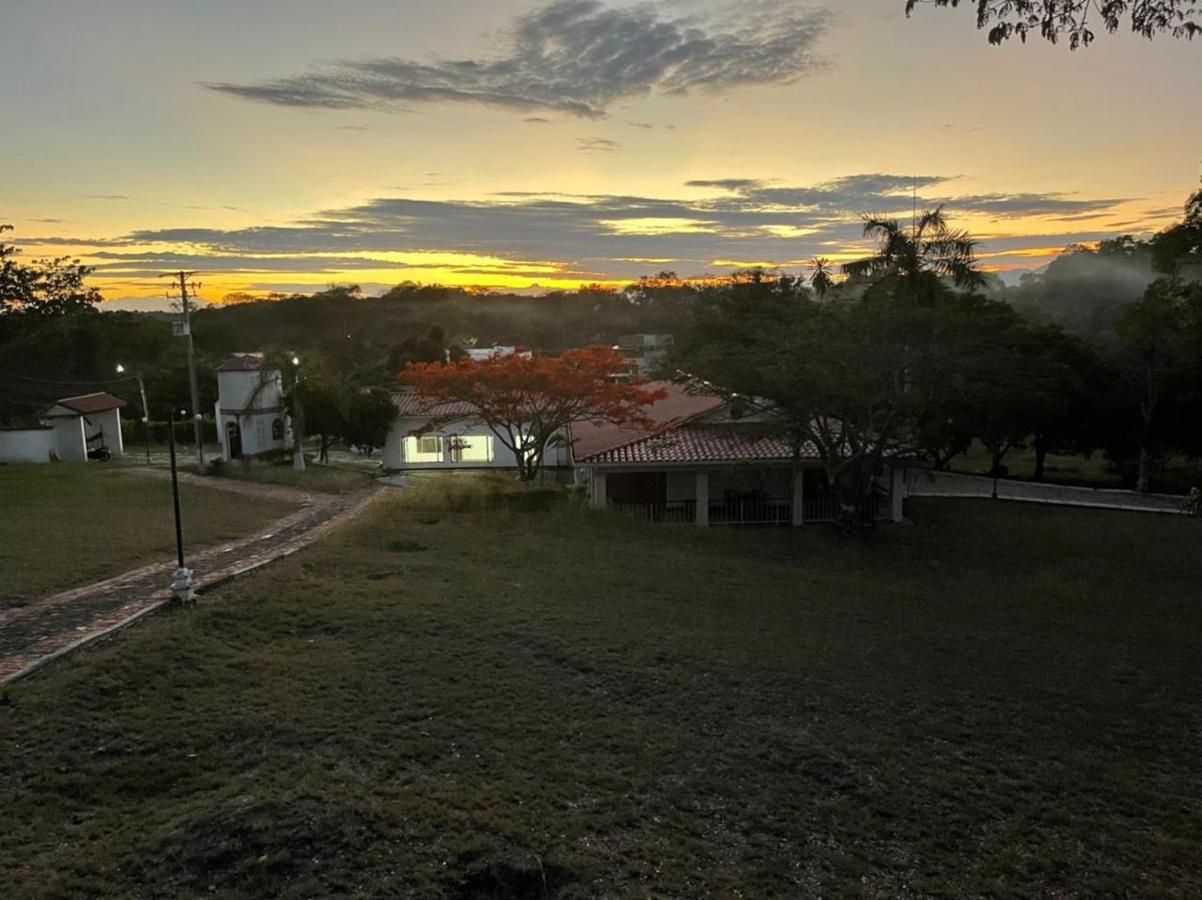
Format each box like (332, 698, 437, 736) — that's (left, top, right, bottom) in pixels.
(0, 475, 378, 684)
(905, 469, 1188, 515)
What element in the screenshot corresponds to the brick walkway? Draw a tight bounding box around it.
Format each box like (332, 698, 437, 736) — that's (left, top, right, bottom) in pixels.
(0, 475, 379, 684)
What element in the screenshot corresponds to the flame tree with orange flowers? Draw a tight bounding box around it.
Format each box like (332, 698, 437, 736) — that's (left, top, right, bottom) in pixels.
(401, 347, 666, 482)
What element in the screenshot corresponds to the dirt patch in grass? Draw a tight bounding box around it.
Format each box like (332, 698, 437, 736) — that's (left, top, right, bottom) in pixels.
(132, 798, 396, 896)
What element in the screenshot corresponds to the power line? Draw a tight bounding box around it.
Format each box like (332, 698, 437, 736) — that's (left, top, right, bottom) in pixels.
(162, 270, 205, 467)
(0, 370, 141, 388)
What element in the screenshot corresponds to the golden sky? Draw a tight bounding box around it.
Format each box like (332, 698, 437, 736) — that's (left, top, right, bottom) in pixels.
(1, 0, 1197, 308)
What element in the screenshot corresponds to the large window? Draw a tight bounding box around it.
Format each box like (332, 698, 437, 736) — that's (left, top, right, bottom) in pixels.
(448, 434, 493, 463)
(405, 434, 444, 463)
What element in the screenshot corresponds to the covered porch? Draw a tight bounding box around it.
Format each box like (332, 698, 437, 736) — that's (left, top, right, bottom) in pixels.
(589, 464, 904, 527)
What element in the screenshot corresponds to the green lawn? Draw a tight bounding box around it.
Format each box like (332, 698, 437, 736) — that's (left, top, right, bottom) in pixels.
(0, 464, 295, 606)
(948, 440, 1201, 492)
(2, 483, 1201, 896)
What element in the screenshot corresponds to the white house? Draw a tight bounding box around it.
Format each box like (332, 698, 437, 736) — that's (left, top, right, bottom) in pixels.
(615, 333, 674, 379)
(214, 354, 289, 460)
(572, 382, 905, 527)
(382, 388, 571, 474)
(464, 346, 530, 362)
(40, 392, 126, 461)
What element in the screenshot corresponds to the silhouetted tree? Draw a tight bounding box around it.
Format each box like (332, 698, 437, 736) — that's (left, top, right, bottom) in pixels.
(906, 0, 1200, 47)
(0, 226, 103, 317)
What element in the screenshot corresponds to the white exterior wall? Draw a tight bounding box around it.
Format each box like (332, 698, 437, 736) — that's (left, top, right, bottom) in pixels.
(384, 416, 571, 470)
(217, 368, 283, 411)
(216, 368, 288, 459)
(0, 429, 55, 463)
(709, 467, 792, 501)
(50, 417, 87, 461)
(85, 409, 123, 457)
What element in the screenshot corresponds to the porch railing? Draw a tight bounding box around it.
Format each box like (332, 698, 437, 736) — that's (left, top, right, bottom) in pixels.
(708, 498, 792, 526)
(610, 500, 697, 523)
(803, 493, 889, 523)
(608, 493, 892, 525)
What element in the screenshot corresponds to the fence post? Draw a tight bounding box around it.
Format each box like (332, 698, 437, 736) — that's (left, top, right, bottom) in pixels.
(891, 466, 905, 522)
(695, 470, 709, 527)
(792, 467, 805, 527)
(590, 470, 607, 511)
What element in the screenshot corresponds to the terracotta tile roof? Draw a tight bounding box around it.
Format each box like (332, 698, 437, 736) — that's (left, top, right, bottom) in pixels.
(582, 425, 809, 465)
(48, 392, 127, 415)
(391, 391, 477, 419)
(568, 380, 727, 461)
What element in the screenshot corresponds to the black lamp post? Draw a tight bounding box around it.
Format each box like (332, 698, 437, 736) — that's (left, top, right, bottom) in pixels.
(167, 408, 194, 601)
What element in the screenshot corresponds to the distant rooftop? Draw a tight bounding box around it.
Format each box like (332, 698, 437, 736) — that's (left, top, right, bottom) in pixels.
(44, 392, 127, 417)
(217, 353, 266, 373)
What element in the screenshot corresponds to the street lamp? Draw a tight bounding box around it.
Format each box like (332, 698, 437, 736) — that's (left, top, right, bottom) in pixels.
(116, 363, 152, 464)
(290, 354, 306, 472)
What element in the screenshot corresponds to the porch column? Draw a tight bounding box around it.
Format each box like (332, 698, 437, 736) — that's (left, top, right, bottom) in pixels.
(791, 467, 805, 527)
(695, 470, 709, 527)
(890, 465, 905, 522)
(590, 470, 607, 511)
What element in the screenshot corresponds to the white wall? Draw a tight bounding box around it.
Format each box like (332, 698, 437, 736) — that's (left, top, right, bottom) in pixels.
(50, 417, 87, 462)
(0, 429, 55, 463)
(217, 368, 283, 414)
(216, 368, 288, 459)
(216, 408, 288, 459)
(85, 409, 123, 457)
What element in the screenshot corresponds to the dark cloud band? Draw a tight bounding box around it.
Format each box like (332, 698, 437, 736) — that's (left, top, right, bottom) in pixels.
(204, 0, 831, 119)
(80, 172, 1130, 283)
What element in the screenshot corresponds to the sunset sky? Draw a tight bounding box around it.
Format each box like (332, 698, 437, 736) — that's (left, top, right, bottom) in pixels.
(2, 0, 1198, 309)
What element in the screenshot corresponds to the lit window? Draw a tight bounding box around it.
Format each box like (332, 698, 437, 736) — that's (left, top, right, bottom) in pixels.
(405, 434, 444, 463)
(449, 435, 493, 463)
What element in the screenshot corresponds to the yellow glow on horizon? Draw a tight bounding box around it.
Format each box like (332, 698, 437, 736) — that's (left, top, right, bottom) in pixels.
(599, 217, 717, 235)
(759, 225, 819, 238)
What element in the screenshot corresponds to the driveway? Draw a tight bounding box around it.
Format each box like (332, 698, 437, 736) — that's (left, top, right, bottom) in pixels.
(906, 469, 1187, 515)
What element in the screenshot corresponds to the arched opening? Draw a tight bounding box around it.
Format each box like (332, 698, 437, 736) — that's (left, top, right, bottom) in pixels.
(226, 421, 243, 460)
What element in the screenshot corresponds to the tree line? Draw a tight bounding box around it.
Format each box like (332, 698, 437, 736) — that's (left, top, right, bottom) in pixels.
(673, 193, 1202, 501)
(2, 192, 1199, 492)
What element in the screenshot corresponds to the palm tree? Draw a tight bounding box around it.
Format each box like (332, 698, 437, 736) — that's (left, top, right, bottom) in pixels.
(841, 206, 987, 298)
(809, 256, 835, 299)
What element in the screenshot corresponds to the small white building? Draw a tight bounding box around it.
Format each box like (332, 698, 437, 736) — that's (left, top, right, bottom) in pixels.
(40, 392, 126, 461)
(214, 354, 289, 460)
(382, 389, 571, 473)
(464, 346, 531, 362)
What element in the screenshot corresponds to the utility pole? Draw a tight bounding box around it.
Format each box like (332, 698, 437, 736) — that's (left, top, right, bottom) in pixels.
(162, 271, 205, 468)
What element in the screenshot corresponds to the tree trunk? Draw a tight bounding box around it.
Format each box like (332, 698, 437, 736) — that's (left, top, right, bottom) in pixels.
(1136, 442, 1152, 493)
(292, 392, 306, 472)
(832, 455, 876, 524)
(1033, 438, 1048, 483)
(1136, 357, 1157, 493)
